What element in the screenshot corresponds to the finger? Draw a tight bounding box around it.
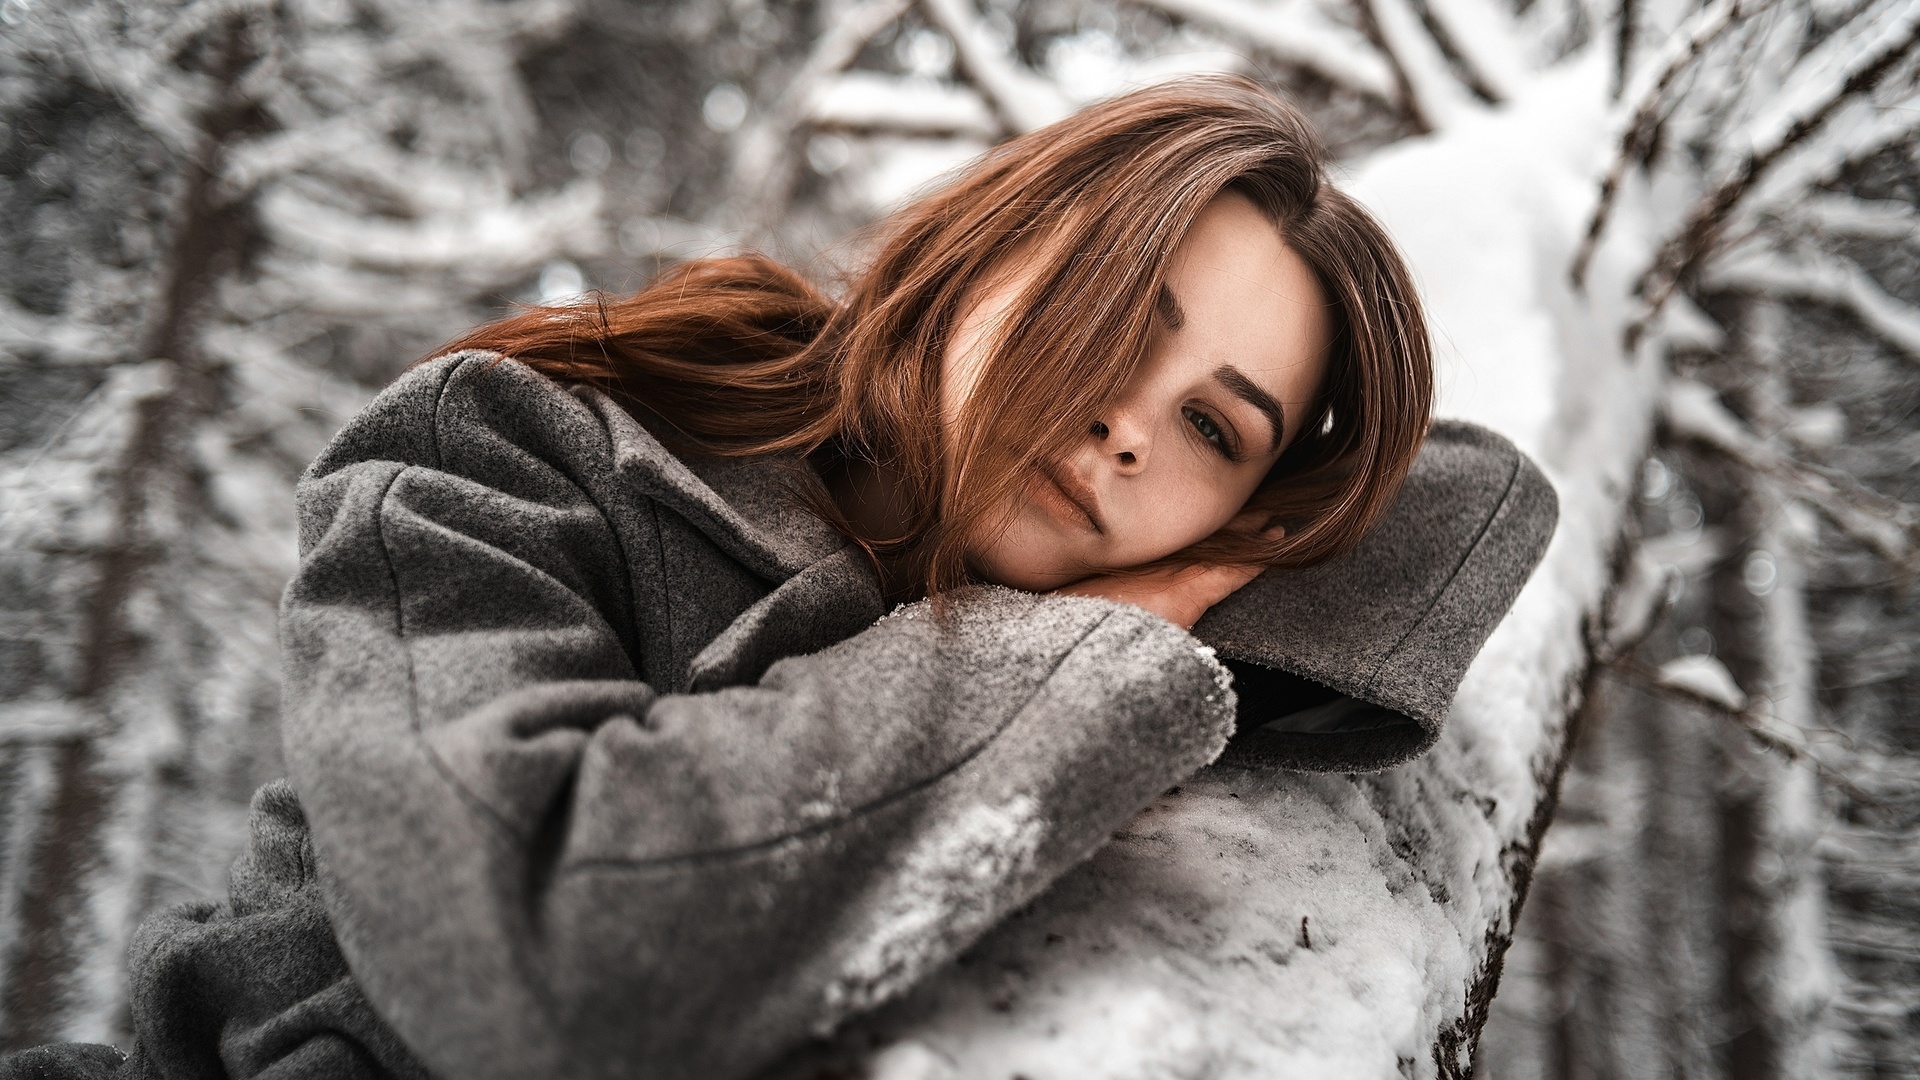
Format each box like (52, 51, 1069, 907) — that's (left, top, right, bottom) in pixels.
(1185, 562, 1263, 605)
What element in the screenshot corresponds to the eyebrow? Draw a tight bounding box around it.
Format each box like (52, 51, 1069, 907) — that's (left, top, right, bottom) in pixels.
(1213, 365, 1286, 453)
(1155, 283, 1186, 331)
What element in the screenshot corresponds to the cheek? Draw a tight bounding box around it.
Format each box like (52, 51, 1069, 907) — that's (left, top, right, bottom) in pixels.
(1111, 461, 1256, 559)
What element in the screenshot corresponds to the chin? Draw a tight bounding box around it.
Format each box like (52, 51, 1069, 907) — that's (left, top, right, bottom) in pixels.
(982, 564, 1080, 592)
(967, 540, 1084, 592)
(967, 504, 1102, 591)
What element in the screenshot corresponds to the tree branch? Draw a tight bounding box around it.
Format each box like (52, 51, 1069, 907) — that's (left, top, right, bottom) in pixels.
(1612, 0, 1637, 99)
(1571, 0, 1746, 289)
(1132, 0, 1399, 103)
(1707, 245, 1920, 362)
(1789, 192, 1920, 243)
(918, 0, 1071, 134)
(1610, 658, 1874, 805)
(1356, 0, 1481, 130)
(806, 71, 999, 138)
(718, 0, 912, 241)
(1422, 0, 1530, 103)
(1630, 2, 1920, 335)
(1664, 379, 1920, 570)
(1741, 89, 1920, 222)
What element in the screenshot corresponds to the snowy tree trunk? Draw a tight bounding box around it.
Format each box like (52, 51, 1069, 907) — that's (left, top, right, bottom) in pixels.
(0, 0, 603, 1046)
(0, 10, 264, 1041)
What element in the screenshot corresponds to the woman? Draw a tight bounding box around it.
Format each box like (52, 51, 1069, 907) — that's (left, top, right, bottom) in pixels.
(4, 78, 1555, 1080)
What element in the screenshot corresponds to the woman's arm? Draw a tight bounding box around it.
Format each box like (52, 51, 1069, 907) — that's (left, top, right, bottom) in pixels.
(280, 356, 1236, 1080)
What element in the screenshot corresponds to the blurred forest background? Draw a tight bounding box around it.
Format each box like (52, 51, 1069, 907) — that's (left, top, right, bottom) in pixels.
(0, 0, 1916, 1075)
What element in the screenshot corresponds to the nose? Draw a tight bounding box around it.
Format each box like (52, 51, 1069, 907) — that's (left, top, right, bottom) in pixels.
(1088, 409, 1150, 473)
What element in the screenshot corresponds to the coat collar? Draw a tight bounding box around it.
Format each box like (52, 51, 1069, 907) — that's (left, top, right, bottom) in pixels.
(573, 385, 853, 583)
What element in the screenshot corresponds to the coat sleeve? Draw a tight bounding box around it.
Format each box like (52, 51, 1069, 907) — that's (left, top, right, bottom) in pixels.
(279, 357, 1237, 1080)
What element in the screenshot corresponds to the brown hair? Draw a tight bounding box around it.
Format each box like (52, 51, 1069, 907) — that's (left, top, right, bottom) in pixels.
(440, 76, 1432, 597)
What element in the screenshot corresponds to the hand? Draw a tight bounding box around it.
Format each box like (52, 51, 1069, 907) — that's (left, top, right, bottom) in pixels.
(1053, 561, 1264, 630)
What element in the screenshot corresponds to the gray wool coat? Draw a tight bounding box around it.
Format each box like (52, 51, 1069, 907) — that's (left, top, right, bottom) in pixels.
(1, 352, 1554, 1080)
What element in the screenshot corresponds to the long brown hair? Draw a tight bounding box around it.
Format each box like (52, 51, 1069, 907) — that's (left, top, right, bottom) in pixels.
(440, 76, 1432, 597)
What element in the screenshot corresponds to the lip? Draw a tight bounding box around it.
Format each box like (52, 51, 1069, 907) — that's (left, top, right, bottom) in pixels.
(1035, 460, 1105, 535)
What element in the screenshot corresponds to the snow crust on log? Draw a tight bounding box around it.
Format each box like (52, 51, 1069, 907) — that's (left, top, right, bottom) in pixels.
(771, 56, 1659, 1080)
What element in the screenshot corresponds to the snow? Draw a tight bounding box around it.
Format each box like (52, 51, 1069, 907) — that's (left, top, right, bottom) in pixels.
(1707, 246, 1920, 360)
(823, 794, 1046, 1026)
(1351, 59, 1616, 457)
(1656, 654, 1750, 712)
(824, 773, 1471, 1077)
(809, 73, 1001, 138)
(1135, 0, 1398, 101)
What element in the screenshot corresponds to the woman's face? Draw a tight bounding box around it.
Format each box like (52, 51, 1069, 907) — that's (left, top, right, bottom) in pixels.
(944, 191, 1334, 590)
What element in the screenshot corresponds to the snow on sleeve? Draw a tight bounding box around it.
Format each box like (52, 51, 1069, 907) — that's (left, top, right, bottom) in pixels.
(821, 795, 1047, 1027)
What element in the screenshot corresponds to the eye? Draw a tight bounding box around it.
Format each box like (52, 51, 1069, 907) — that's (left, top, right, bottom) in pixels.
(1183, 406, 1238, 460)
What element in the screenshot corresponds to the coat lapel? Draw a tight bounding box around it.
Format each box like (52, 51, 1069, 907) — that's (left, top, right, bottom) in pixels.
(574, 385, 884, 691)
(584, 387, 846, 581)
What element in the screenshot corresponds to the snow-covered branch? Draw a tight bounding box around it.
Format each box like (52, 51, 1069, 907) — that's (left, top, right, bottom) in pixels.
(377, 0, 573, 180)
(1789, 192, 1920, 243)
(1131, 0, 1399, 102)
(1740, 0, 1919, 165)
(1358, 0, 1481, 130)
(808, 73, 1001, 137)
(919, 0, 1072, 133)
(1571, 0, 1747, 287)
(714, 0, 915, 241)
(1741, 89, 1920, 224)
(1613, 656, 1872, 802)
(257, 179, 603, 283)
(1421, 0, 1529, 102)
(27, 1, 211, 157)
(1633, 0, 1920, 328)
(0, 301, 114, 365)
(1664, 379, 1920, 568)
(1707, 245, 1920, 361)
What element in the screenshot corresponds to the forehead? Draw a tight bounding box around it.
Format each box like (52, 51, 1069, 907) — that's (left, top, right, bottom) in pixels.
(1161, 192, 1332, 436)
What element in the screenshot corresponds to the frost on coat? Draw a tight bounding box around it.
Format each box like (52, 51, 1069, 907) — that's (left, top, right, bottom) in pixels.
(822, 794, 1047, 1025)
